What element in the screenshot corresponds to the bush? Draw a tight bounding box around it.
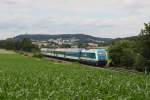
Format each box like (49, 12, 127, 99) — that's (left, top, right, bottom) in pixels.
(144, 60, 150, 73)
(0, 38, 39, 52)
(120, 49, 135, 68)
(109, 40, 137, 68)
(109, 22, 150, 72)
(134, 54, 145, 71)
(33, 52, 43, 58)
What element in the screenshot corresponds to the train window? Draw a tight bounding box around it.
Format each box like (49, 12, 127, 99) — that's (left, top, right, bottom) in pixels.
(65, 52, 80, 57)
(81, 53, 86, 57)
(89, 53, 96, 59)
(98, 52, 106, 56)
(81, 52, 96, 59)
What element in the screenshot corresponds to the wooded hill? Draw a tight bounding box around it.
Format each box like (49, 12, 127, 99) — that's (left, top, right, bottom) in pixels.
(14, 34, 113, 43)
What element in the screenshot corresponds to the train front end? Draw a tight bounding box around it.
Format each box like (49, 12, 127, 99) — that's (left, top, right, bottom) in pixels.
(96, 49, 109, 65)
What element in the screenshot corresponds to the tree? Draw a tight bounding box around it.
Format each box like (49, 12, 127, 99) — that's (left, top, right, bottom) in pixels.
(14, 40, 22, 50)
(109, 40, 137, 68)
(0, 40, 5, 48)
(21, 38, 33, 52)
(134, 54, 145, 71)
(140, 22, 150, 59)
(4, 39, 14, 50)
(139, 22, 150, 73)
(78, 43, 88, 48)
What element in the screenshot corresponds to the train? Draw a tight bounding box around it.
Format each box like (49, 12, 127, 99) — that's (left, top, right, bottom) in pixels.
(41, 48, 110, 66)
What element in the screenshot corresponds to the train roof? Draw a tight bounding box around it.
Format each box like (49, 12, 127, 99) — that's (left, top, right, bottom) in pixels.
(96, 49, 107, 52)
(41, 48, 107, 53)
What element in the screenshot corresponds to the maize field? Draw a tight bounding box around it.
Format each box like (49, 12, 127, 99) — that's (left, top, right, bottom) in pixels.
(0, 53, 150, 100)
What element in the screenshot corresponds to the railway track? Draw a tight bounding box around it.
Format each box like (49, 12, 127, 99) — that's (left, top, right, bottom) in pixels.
(44, 56, 72, 64)
(43, 56, 142, 74)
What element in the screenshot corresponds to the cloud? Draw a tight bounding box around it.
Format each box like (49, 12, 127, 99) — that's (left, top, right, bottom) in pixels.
(0, 0, 150, 39)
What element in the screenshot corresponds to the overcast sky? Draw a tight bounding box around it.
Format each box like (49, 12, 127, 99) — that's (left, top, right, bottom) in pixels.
(0, 0, 150, 40)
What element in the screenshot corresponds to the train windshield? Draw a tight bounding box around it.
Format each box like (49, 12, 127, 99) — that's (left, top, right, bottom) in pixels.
(97, 50, 107, 60)
(98, 52, 106, 56)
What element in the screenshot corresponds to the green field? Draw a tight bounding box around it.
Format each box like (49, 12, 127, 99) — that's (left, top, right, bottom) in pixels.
(0, 53, 150, 100)
(0, 49, 15, 54)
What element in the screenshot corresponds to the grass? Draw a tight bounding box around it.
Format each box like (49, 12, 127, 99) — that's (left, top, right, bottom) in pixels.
(0, 49, 15, 54)
(0, 53, 150, 100)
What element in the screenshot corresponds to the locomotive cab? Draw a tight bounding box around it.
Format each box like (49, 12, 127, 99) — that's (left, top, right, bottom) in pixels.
(96, 49, 108, 65)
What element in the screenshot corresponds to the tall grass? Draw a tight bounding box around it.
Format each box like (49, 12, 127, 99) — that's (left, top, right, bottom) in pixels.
(0, 54, 149, 99)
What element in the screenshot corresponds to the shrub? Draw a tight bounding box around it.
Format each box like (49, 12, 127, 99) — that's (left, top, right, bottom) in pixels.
(120, 49, 135, 68)
(109, 40, 137, 68)
(33, 52, 43, 58)
(134, 54, 145, 71)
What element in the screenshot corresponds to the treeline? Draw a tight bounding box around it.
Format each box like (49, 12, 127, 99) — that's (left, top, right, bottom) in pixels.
(109, 22, 150, 73)
(0, 38, 39, 52)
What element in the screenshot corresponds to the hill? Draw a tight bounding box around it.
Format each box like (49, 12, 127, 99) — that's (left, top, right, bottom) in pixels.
(14, 34, 113, 43)
(111, 36, 139, 44)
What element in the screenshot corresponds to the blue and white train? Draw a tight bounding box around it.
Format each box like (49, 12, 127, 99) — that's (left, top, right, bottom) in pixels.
(41, 48, 109, 66)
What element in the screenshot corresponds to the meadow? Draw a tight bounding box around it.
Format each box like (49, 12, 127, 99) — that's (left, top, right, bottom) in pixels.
(0, 49, 15, 54)
(0, 52, 150, 99)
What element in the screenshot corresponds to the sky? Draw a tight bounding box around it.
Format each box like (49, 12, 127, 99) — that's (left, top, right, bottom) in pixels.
(0, 0, 150, 40)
